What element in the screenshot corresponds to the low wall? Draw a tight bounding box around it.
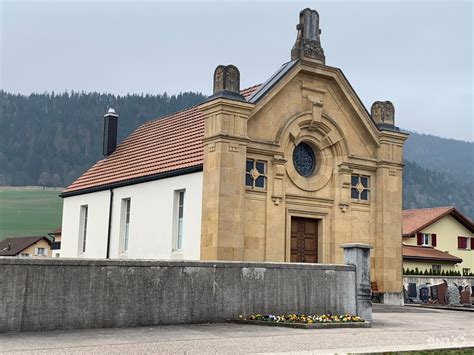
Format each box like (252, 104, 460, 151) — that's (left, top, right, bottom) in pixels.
(0, 257, 362, 333)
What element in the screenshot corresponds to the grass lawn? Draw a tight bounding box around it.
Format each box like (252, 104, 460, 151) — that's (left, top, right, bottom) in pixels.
(0, 186, 63, 241)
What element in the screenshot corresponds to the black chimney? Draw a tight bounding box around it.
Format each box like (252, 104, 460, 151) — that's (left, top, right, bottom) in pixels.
(103, 108, 118, 156)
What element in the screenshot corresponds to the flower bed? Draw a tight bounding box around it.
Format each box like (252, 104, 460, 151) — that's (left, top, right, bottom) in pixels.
(245, 313, 364, 324)
(229, 313, 370, 329)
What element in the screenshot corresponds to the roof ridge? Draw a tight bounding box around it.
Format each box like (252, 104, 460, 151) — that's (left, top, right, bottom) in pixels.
(403, 206, 453, 212)
(143, 103, 202, 126)
(2, 236, 45, 241)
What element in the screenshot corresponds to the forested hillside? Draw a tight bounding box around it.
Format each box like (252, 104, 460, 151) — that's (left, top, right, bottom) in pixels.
(404, 132, 474, 183)
(0, 90, 206, 187)
(0, 91, 472, 219)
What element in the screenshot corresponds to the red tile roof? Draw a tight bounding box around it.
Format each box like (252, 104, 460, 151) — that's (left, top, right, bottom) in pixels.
(63, 106, 205, 194)
(62, 86, 260, 196)
(402, 244, 462, 263)
(240, 84, 262, 98)
(0, 236, 50, 256)
(402, 207, 474, 237)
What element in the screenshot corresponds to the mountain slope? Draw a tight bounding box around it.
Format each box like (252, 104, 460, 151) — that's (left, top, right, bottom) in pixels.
(0, 91, 472, 219)
(403, 131, 474, 183)
(402, 160, 473, 219)
(0, 90, 207, 187)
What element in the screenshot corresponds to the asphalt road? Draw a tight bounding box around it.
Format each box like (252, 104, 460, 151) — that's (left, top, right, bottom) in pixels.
(1, 305, 473, 354)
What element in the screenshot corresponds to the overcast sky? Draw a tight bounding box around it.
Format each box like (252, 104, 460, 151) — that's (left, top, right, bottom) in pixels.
(1, 1, 473, 141)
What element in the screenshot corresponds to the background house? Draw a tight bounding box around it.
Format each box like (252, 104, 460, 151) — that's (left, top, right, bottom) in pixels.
(0, 236, 52, 257)
(402, 206, 474, 275)
(48, 226, 62, 258)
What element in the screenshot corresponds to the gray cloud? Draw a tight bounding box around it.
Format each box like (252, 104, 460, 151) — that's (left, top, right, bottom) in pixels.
(1, 1, 472, 141)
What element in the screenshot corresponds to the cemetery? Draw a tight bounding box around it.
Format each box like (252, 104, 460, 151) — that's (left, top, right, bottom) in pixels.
(404, 278, 473, 309)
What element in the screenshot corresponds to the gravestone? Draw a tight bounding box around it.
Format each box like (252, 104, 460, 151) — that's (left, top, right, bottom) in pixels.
(436, 282, 448, 305)
(460, 286, 471, 305)
(419, 286, 429, 303)
(430, 285, 438, 302)
(447, 286, 461, 306)
(408, 283, 418, 301)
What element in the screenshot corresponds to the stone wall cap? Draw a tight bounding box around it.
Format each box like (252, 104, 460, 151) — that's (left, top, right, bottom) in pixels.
(340, 243, 373, 249)
(0, 257, 355, 271)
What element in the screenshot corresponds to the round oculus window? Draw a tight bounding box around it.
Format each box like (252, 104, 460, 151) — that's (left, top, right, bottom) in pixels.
(293, 142, 316, 177)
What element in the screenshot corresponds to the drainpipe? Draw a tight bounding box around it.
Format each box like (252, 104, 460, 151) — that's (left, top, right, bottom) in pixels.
(106, 189, 114, 259)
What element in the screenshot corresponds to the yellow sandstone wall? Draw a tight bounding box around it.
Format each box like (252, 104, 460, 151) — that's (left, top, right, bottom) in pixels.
(200, 61, 407, 297)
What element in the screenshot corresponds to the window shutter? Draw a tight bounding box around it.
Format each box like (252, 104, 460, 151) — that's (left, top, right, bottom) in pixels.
(471, 238, 474, 250)
(417, 233, 423, 246)
(431, 234, 437, 247)
(458, 236, 466, 249)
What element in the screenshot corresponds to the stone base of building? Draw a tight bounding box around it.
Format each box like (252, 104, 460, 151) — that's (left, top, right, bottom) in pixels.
(381, 292, 404, 306)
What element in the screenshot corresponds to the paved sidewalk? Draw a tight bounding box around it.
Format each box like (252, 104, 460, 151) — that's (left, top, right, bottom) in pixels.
(1, 305, 473, 354)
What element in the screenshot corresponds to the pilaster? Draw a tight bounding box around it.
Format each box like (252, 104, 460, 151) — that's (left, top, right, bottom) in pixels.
(200, 98, 254, 260)
(374, 130, 408, 295)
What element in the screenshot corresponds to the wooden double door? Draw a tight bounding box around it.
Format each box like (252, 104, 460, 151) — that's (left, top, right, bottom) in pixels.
(290, 217, 318, 263)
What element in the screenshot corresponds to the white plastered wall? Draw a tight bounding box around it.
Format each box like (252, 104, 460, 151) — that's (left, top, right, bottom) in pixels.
(60, 172, 203, 260)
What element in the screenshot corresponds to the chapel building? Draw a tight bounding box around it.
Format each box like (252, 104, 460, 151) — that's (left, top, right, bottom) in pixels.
(60, 8, 408, 304)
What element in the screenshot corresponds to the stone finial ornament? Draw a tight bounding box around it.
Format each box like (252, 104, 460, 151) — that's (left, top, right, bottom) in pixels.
(213, 65, 240, 93)
(291, 8, 325, 64)
(371, 101, 395, 128)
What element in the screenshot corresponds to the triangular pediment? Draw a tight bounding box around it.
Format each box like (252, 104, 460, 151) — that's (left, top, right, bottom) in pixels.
(247, 61, 381, 158)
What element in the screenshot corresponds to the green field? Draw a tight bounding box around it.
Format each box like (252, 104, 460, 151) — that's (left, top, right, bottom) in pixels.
(0, 187, 63, 241)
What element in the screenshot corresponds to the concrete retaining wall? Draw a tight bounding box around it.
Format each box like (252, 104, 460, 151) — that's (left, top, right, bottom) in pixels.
(0, 257, 360, 333)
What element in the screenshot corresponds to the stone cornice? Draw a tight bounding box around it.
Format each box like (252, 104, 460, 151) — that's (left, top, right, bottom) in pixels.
(199, 97, 254, 116)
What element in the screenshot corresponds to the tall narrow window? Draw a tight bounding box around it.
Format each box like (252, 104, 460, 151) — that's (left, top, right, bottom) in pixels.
(120, 198, 131, 253)
(79, 205, 88, 254)
(422, 233, 430, 246)
(174, 190, 185, 251)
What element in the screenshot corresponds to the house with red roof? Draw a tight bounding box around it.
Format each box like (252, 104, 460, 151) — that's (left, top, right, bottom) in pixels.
(0, 236, 52, 257)
(402, 206, 474, 275)
(60, 8, 409, 304)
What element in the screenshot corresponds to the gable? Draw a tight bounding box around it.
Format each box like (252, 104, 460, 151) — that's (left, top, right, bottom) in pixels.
(421, 214, 474, 237)
(0, 236, 49, 256)
(247, 62, 380, 158)
(403, 207, 474, 236)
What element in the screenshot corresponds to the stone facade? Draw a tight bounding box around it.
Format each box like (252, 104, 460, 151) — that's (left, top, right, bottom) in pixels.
(200, 9, 408, 300)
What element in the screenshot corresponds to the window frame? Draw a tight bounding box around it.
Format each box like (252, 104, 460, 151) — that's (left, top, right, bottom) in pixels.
(422, 233, 430, 247)
(432, 265, 441, 273)
(173, 190, 186, 252)
(245, 159, 267, 190)
(119, 198, 131, 254)
(458, 236, 468, 250)
(36, 247, 46, 256)
(78, 205, 88, 255)
(462, 268, 471, 276)
(350, 174, 370, 202)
